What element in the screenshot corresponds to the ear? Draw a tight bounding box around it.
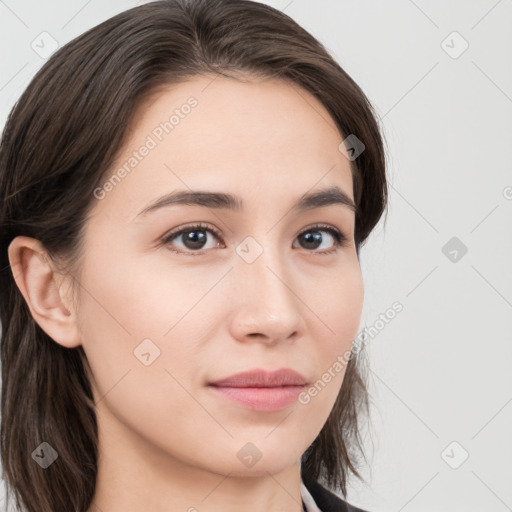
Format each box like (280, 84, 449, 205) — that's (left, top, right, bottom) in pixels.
(7, 235, 82, 349)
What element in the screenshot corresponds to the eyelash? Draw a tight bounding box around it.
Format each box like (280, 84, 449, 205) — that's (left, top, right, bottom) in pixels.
(160, 222, 349, 256)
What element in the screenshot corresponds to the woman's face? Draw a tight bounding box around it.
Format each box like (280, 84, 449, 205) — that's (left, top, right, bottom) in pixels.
(75, 75, 364, 479)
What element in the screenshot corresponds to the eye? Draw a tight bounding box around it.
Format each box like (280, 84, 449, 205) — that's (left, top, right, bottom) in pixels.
(161, 222, 223, 256)
(160, 223, 348, 255)
(293, 224, 348, 255)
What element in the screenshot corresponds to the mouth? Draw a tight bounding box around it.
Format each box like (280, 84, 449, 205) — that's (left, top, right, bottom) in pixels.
(207, 384, 306, 412)
(207, 368, 307, 412)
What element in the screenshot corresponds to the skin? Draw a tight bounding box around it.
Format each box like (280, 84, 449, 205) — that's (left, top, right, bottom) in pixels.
(8, 75, 364, 512)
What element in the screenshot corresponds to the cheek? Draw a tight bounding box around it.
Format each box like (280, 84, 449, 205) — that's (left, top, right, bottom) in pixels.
(75, 256, 214, 463)
(75, 246, 222, 413)
(314, 260, 364, 348)
(74, 249, 171, 402)
(308, 263, 364, 398)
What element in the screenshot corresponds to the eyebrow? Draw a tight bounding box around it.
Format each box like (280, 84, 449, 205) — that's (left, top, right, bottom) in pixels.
(136, 185, 356, 217)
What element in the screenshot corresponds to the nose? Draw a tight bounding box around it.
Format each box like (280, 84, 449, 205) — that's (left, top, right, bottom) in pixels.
(227, 244, 305, 346)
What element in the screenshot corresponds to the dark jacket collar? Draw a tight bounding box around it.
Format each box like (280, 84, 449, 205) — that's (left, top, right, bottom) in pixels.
(302, 477, 370, 512)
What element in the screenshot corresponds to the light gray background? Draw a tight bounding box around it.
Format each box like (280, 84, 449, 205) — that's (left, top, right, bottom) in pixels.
(1, 1, 511, 511)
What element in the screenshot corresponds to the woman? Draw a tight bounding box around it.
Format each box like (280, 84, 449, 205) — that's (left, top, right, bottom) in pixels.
(0, 0, 388, 511)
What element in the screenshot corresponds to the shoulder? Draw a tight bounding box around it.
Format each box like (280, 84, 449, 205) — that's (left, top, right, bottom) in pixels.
(303, 477, 370, 512)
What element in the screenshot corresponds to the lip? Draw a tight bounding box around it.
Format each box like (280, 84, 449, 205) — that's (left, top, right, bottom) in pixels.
(209, 368, 308, 387)
(208, 368, 307, 412)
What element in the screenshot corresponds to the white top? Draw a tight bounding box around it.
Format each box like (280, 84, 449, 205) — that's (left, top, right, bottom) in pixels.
(301, 479, 323, 512)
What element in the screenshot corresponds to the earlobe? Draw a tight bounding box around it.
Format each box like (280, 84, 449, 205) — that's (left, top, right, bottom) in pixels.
(7, 235, 82, 349)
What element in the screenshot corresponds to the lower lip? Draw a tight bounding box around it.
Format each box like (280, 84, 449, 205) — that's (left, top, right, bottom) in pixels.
(208, 385, 305, 412)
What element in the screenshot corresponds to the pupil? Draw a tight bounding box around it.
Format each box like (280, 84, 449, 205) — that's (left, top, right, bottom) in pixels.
(301, 231, 322, 249)
(184, 230, 206, 249)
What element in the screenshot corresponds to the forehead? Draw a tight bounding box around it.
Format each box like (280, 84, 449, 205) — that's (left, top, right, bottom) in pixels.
(91, 75, 354, 220)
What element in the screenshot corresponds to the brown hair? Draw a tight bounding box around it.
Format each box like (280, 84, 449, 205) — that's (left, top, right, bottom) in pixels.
(0, 0, 388, 510)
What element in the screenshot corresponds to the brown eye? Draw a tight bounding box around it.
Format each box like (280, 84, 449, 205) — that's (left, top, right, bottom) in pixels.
(161, 223, 222, 254)
(294, 225, 347, 254)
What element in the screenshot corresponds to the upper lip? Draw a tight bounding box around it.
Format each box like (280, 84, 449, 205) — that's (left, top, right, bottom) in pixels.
(209, 368, 307, 388)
